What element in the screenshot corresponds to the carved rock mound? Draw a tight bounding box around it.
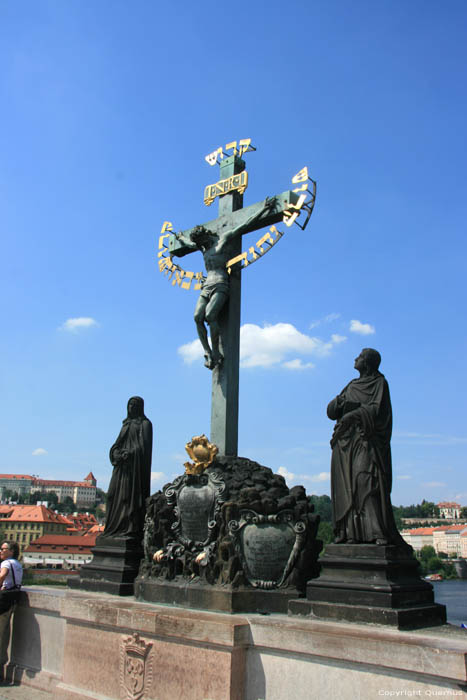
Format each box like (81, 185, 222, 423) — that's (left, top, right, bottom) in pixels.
(138, 456, 322, 593)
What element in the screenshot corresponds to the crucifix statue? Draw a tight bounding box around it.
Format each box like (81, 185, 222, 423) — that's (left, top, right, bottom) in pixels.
(174, 196, 275, 370)
(159, 142, 315, 457)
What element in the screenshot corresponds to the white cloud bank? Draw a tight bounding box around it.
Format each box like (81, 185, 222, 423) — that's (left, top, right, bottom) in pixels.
(349, 319, 375, 335)
(32, 448, 47, 456)
(277, 467, 330, 485)
(150, 471, 165, 485)
(178, 322, 347, 370)
(60, 317, 99, 333)
(307, 472, 330, 483)
(277, 466, 295, 482)
(310, 312, 341, 329)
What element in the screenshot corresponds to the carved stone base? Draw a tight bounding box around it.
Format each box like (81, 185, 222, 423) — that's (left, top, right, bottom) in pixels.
(68, 535, 143, 596)
(289, 543, 447, 629)
(135, 577, 303, 614)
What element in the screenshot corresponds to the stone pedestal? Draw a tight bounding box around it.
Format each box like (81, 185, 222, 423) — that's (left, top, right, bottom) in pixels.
(135, 578, 302, 614)
(68, 535, 142, 596)
(8, 587, 467, 700)
(289, 543, 447, 629)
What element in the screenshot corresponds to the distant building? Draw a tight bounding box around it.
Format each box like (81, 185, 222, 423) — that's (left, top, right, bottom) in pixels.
(0, 474, 34, 498)
(461, 531, 467, 559)
(433, 524, 467, 556)
(0, 472, 97, 507)
(66, 512, 98, 534)
(401, 527, 437, 551)
(23, 534, 97, 569)
(437, 502, 461, 519)
(0, 505, 71, 553)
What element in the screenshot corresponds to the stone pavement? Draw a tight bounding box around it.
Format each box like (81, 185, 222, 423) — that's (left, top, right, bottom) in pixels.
(0, 683, 50, 699)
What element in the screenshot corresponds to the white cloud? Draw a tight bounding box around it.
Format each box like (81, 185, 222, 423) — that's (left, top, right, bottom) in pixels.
(178, 339, 203, 364)
(150, 471, 165, 484)
(331, 334, 347, 344)
(423, 481, 446, 488)
(396, 475, 412, 480)
(241, 323, 332, 368)
(349, 319, 375, 335)
(32, 448, 47, 456)
(309, 472, 330, 483)
(283, 359, 315, 371)
(310, 312, 341, 329)
(60, 317, 99, 333)
(277, 466, 295, 482)
(178, 322, 345, 369)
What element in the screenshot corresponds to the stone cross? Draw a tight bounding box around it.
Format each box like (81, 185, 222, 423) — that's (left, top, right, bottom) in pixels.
(168, 154, 302, 457)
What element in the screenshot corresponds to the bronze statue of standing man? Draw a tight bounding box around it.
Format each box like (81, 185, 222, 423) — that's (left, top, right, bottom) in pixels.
(327, 349, 402, 545)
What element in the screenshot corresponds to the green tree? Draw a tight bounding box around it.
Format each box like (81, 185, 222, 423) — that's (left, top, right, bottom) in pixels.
(309, 495, 332, 522)
(95, 488, 106, 504)
(419, 545, 436, 562)
(427, 556, 443, 573)
(317, 521, 333, 546)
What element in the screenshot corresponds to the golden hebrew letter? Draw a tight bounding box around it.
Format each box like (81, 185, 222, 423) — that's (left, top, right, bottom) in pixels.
(269, 225, 283, 241)
(248, 246, 259, 262)
(181, 270, 194, 290)
(289, 194, 307, 211)
(256, 231, 274, 254)
(292, 167, 308, 184)
(172, 269, 185, 286)
(194, 272, 204, 290)
(158, 233, 171, 250)
(158, 256, 173, 272)
(161, 221, 173, 233)
(283, 211, 299, 227)
(225, 141, 237, 155)
(226, 251, 248, 273)
(238, 138, 251, 156)
(205, 147, 223, 166)
(293, 182, 309, 193)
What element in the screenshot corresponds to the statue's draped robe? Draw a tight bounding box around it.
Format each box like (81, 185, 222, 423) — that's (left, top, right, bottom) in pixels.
(327, 372, 402, 544)
(104, 414, 152, 539)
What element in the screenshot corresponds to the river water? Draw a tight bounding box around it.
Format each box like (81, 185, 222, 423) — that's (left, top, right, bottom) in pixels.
(431, 580, 467, 626)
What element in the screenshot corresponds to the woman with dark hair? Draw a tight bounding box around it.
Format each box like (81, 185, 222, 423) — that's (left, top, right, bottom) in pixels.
(0, 541, 22, 676)
(103, 397, 153, 539)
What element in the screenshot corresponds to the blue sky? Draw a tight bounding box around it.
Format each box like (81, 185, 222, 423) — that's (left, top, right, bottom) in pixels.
(1, 1, 466, 506)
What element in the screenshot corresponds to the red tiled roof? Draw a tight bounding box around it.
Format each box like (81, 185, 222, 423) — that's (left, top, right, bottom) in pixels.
(437, 502, 461, 508)
(408, 527, 437, 535)
(33, 479, 94, 489)
(0, 505, 70, 524)
(444, 524, 466, 532)
(84, 472, 96, 481)
(0, 474, 34, 481)
(25, 534, 97, 552)
(87, 525, 104, 534)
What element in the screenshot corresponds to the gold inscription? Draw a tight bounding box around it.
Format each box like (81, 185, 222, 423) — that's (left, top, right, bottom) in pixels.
(204, 171, 248, 206)
(283, 167, 316, 229)
(205, 138, 255, 166)
(226, 225, 283, 273)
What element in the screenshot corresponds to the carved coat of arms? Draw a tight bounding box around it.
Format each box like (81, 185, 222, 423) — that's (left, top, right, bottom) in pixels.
(120, 633, 153, 700)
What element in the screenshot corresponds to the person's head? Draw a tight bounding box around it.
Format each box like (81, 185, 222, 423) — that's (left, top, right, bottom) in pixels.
(1, 541, 19, 560)
(190, 225, 213, 248)
(127, 396, 144, 419)
(354, 348, 381, 375)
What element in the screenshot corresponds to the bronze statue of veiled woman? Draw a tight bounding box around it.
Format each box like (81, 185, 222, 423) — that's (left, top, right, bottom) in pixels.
(327, 349, 403, 546)
(103, 396, 153, 539)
